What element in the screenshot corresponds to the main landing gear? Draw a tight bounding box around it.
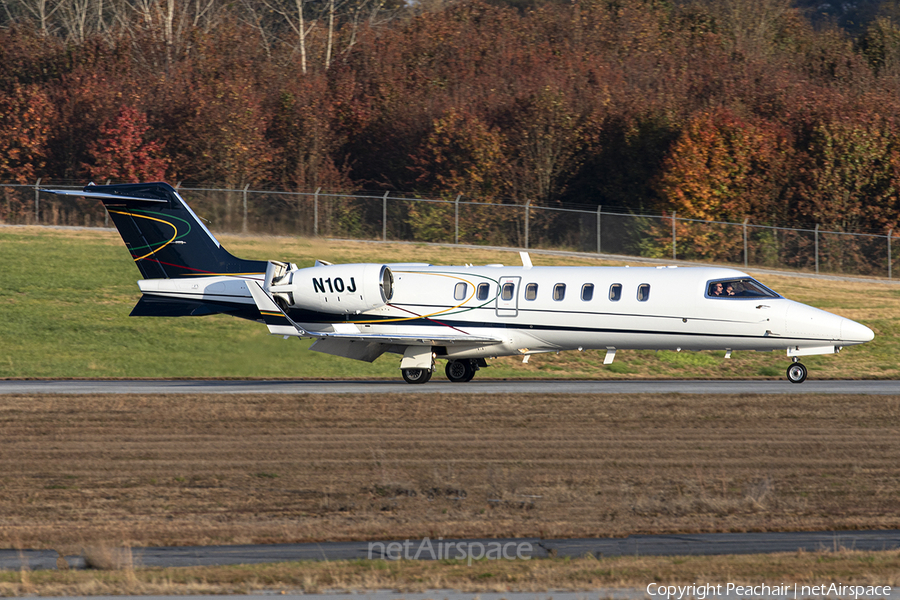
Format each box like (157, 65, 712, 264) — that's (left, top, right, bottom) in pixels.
(401, 368, 432, 384)
(401, 359, 487, 384)
(445, 359, 478, 382)
(786, 358, 808, 384)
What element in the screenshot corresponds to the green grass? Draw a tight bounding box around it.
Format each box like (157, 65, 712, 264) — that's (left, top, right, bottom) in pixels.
(1, 227, 897, 379)
(0, 229, 398, 378)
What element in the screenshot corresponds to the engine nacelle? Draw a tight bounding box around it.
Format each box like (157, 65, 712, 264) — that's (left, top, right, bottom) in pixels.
(268, 263, 394, 314)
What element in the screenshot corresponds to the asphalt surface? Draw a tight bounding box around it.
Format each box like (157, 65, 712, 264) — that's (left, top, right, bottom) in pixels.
(5, 530, 900, 571)
(1, 379, 899, 394)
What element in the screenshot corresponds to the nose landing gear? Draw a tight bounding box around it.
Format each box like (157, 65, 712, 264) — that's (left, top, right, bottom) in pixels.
(786, 359, 808, 384)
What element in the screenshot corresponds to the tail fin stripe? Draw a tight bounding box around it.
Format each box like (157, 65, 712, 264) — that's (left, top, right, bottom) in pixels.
(108, 209, 180, 261)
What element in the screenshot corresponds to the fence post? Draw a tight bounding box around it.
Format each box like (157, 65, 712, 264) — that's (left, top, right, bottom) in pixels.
(596, 205, 602, 254)
(672, 211, 677, 261)
(242, 184, 249, 233)
(454, 194, 461, 245)
(743, 217, 748, 268)
(815, 223, 819, 274)
(34, 178, 41, 224)
(382, 191, 389, 241)
(889, 229, 893, 280)
(525, 198, 531, 249)
(314, 187, 321, 236)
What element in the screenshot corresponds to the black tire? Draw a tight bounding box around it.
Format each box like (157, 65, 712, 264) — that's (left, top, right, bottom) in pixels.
(445, 360, 476, 383)
(402, 368, 432, 384)
(786, 362, 808, 384)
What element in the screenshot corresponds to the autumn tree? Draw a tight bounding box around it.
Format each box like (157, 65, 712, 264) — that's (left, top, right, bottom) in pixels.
(406, 108, 510, 242)
(860, 16, 900, 80)
(82, 104, 169, 182)
(654, 107, 793, 259)
(268, 73, 351, 192)
(410, 108, 507, 200)
(0, 83, 54, 183)
(500, 88, 597, 206)
(790, 113, 900, 233)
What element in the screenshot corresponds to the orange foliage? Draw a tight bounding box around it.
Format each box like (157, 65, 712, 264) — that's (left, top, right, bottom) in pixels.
(0, 84, 54, 183)
(83, 105, 169, 182)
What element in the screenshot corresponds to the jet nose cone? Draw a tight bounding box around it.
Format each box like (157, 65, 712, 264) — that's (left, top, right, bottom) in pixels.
(842, 318, 875, 344)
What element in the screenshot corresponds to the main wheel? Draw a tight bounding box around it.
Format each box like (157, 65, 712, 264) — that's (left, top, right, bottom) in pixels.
(786, 362, 808, 384)
(402, 368, 432, 384)
(445, 359, 476, 383)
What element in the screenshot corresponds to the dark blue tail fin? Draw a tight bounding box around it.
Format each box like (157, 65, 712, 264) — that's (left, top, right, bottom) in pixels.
(45, 182, 267, 279)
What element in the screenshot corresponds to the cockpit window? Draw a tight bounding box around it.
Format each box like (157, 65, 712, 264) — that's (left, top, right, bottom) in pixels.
(706, 278, 780, 299)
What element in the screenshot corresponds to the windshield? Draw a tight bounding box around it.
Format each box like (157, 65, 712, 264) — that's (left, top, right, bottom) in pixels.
(706, 278, 780, 299)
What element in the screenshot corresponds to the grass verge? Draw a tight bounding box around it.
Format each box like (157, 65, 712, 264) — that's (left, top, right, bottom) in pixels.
(2, 552, 900, 595)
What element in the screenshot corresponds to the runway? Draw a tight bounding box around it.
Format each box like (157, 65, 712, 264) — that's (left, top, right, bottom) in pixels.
(5, 530, 900, 570)
(1, 379, 898, 394)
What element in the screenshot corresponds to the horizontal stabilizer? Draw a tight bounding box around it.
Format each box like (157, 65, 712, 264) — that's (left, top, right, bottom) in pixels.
(41, 185, 170, 204)
(130, 295, 229, 317)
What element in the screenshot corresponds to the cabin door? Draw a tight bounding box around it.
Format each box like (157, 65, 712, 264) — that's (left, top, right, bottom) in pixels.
(495, 276, 520, 317)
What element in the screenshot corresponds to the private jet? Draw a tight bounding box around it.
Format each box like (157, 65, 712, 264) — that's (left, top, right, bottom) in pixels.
(44, 182, 875, 384)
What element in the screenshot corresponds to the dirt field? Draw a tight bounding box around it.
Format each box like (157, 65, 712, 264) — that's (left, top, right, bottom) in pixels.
(1, 392, 899, 551)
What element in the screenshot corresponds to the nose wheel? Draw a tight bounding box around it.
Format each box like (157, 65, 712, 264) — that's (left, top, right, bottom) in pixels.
(786, 361, 808, 384)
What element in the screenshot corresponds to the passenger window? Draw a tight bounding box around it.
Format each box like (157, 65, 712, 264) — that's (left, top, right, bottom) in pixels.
(501, 282, 515, 301)
(476, 283, 490, 301)
(553, 283, 566, 301)
(637, 284, 650, 301)
(609, 284, 622, 301)
(525, 283, 538, 301)
(581, 283, 594, 301)
(454, 282, 467, 301)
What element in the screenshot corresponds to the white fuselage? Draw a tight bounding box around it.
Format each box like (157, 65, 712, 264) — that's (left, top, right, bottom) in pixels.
(359, 264, 871, 359)
(139, 264, 873, 361)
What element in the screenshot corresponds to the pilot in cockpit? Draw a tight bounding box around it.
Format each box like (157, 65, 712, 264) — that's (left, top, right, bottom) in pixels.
(711, 282, 725, 296)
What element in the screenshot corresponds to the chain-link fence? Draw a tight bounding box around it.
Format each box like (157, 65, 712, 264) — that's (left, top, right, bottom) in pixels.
(2, 182, 897, 279)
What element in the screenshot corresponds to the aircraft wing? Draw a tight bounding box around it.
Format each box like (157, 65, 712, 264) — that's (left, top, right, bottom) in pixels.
(247, 282, 502, 345)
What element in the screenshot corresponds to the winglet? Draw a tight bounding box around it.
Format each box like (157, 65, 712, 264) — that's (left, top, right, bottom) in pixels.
(248, 282, 307, 337)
